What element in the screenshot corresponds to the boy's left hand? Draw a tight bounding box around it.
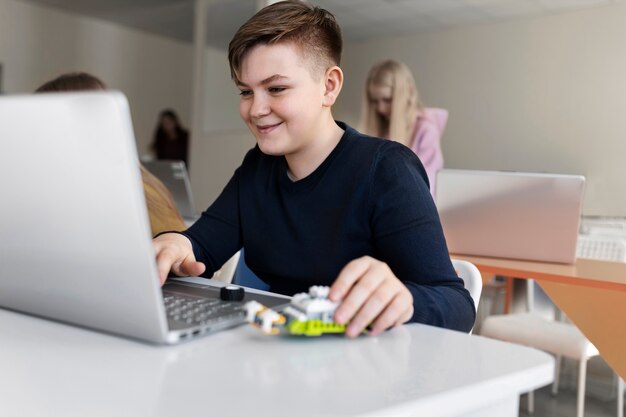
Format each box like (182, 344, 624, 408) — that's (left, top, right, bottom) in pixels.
(329, 256, 414, 338)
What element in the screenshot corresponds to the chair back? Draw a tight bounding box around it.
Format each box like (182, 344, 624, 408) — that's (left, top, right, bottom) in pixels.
(232, 249, 271, 291)
(451, 259, 482, 313)
(212, 251, 241, 283)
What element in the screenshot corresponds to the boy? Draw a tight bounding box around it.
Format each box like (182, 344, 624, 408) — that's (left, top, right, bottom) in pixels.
(154, 0, 475, 337)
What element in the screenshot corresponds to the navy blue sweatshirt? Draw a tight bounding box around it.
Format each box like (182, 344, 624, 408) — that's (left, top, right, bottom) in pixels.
(185, 122, 475, 332)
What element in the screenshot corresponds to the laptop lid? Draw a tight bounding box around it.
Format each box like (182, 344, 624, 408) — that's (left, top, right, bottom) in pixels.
(0, 92, 290, 344)
(436, 169, 585, 264)
(142, 159, 197, 220)
(0, 92, 173, 342)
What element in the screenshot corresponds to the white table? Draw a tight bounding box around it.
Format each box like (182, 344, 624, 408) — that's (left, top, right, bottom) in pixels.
(0, 309, 553, 417)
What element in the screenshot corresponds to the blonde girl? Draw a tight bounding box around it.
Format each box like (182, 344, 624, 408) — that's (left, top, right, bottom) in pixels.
(360, 60, 447, 196)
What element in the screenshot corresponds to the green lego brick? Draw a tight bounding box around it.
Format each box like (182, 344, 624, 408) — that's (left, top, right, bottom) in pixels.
(287, 319, 346, 336)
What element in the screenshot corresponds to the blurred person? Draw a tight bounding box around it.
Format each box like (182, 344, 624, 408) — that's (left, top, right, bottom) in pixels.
(151, 109, 189, 167)
(360, 59, 447, 196)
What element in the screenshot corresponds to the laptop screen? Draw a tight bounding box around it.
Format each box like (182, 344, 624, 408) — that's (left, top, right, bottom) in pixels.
(436, 169, 585, 264)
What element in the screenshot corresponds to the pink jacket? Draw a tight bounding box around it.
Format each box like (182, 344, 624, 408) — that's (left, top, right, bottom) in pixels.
(409, 108, 448, 197)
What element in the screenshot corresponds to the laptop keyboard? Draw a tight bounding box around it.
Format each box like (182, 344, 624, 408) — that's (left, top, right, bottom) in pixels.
(163, 292, 245, 330)
(576, 235, 626, 262)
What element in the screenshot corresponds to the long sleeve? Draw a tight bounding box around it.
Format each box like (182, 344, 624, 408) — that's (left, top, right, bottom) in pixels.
(370, 144, 475, 332)
(183, 167, 244, 277)
(180, 124, 475, 332)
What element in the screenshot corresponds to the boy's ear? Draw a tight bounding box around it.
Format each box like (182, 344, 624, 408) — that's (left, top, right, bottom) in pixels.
(322, 66, 343, 107)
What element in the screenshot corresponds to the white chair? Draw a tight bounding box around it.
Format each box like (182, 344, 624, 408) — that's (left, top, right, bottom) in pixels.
(481, 235, 626, 417)
(450, 259, 482, 332)
(211, 251, 241, 283)
(481, 307, 598, 417)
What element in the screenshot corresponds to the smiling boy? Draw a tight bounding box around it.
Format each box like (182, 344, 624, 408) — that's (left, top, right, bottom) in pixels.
(153, 0, 475, 336)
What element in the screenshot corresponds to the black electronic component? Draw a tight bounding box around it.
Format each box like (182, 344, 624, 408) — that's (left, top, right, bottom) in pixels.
(220, 285, 245, 302)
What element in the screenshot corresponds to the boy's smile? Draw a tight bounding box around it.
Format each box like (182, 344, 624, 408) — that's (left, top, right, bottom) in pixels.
(256, 121, 283, 135)
(236, 42, 344, 180)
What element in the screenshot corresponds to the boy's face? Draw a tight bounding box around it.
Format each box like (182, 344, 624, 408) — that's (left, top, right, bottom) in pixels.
(236, 42, 328, 157)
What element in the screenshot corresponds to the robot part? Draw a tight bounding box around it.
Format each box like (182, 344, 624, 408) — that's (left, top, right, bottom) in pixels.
(245, 300, 286, 335)
(243, 286, 347, 337)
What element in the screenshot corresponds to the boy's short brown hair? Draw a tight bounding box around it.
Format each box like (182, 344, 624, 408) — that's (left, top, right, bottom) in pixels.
(228, 0, 342, 82)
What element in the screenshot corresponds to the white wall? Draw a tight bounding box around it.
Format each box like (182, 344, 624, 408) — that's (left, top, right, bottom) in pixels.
(5, 0, 625, 216)
(336, 4, 626, 216)
(0, 0, 247, 212)
(188, 46, 255, 209)
(0, 0, 193, 157)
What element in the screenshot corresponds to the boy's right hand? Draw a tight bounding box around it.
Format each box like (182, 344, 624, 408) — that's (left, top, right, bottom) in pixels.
(153, 233, 206, 286)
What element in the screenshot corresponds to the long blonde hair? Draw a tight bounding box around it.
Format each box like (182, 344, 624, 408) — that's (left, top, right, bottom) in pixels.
(140, 165, 186, 234)
(359, 60, 422, 146)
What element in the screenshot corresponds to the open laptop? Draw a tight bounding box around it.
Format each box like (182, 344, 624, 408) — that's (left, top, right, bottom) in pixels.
(436, 169, 585, 263)
(0, 91, 288, 344)
(142, 159, 198, 221)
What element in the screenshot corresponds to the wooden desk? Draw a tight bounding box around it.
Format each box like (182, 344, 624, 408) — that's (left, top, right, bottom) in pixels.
(452, 254, 626, 379)
(0, 309, 553, 417)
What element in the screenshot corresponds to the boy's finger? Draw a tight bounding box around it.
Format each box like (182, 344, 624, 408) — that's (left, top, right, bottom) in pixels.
(156, 250, 177, 285)
(334, 262, 386, 325)
(344, 281, 396, 337)
(179, 259, 206, 277)
(329, 256, 372, 302)
(370, 292, 413, 336)
(391, 306, 415, 329)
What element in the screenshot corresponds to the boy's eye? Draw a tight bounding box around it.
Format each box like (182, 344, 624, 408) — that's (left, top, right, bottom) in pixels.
(269, 86, 286, 94)
(239, 89, 252, 97)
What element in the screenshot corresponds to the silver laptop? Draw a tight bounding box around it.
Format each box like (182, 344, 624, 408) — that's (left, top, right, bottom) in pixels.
(436, 169, 585, 263)
(143, 159, 198, 221)
(0, 91, 288, 344)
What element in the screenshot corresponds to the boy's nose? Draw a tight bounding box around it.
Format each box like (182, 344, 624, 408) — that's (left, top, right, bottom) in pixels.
(250, 97, 271, 119)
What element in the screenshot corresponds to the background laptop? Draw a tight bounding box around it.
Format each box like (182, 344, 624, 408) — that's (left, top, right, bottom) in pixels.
(143, 159, 198, 221)
(436, 169, 585, 263)
(0, 92, 288, 344)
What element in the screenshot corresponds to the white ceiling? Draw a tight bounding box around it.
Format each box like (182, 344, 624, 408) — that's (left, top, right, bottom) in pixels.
(23, 0, 623, 49)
